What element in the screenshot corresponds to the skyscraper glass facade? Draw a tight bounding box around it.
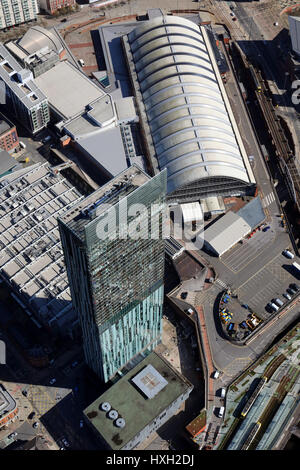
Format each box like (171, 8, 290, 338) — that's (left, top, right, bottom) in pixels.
(59, 166, 167, 382)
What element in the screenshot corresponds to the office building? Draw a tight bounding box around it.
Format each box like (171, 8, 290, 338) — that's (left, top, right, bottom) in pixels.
(123, 14, 256, 203)
(58, 165, 167, 382)
(84, 351, 193, 450)
(0, 0, 39, 30)
(0, 43, 49, 134)
(0, 112, 19, 153)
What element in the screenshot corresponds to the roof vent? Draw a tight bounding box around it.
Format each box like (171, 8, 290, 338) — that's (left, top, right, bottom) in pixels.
(108, 409, 118, 420)
(100, 402, 111, 412)
(115, 417, 125, 428)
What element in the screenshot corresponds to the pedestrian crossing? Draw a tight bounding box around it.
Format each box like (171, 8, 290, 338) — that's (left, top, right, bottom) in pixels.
(215, 279, 228, 290)
(262, 192, 275, 208)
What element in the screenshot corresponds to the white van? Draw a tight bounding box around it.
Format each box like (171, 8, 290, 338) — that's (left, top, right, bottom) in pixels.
(220, 388, 226, 398)
(213, 370, 220, 379)
(218, 406, 225, 418)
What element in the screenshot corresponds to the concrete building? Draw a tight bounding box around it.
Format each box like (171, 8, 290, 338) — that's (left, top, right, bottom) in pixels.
(123, 15, 256, 203)
(0, 162, 86, 337)
(38, 0, 75, 15)
(0, 383, 18, 428)
(0, 112, 19, 153)
(83, 352, 193, 450)
(0, 0, 39, 31)
(58, 165, 167, 382)
(0, 43, 49, 134)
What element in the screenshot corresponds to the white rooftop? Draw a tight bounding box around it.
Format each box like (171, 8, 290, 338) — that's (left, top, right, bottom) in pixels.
(35, 61, 106, 120)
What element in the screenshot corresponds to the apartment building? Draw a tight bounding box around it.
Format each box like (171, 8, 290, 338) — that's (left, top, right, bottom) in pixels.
(0, 0, 39, 30)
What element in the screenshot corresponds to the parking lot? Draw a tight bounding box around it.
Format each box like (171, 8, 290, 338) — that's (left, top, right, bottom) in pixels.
(237, 252, 299, 320)
(221, 218, 281, 273)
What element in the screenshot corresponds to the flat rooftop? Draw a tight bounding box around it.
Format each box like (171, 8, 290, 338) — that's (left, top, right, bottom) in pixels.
(59, 164, 149, 241)
(74, 126, 128, 177)
(0, 163, 84, 328)
(35, 61, 106, 120)
(83, 351, 193, 450)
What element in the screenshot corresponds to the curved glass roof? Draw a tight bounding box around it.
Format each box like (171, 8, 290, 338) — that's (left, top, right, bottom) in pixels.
(127, 16, 255, 194)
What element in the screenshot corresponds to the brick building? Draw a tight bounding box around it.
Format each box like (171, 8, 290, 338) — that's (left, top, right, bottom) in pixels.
(0, 113, 19, 154)
(38, 0, 75, 15)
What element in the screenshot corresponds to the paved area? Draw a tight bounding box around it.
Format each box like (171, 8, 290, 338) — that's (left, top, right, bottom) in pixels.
(220, 223, 277, 273)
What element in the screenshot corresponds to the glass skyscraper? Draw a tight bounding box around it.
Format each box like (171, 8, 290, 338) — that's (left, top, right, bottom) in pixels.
(58, 165, 167, 382)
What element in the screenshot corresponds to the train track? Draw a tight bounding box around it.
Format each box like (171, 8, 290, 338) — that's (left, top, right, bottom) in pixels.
(252, 66, 300, 210)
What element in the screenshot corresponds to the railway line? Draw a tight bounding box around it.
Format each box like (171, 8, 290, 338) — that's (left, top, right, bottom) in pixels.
(249, 64, 300, 211)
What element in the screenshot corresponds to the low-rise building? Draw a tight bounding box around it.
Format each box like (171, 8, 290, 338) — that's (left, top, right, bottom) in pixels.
(0, 114, 19, 154)
(83, 352, 193, 450)
(38, 0, 75, 15)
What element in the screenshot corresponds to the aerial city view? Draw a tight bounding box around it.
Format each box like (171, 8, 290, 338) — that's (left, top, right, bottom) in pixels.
(0, 0, 300, 455)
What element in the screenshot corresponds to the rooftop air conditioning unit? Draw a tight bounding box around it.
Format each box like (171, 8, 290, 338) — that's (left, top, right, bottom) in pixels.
(114, 418, 125, 428)
(100, 402, 111, 412)
(108, 409, 118, 420)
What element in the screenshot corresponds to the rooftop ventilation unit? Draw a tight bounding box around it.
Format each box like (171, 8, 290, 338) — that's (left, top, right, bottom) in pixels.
(114, 418, 125, 428)
(108, 409, 118, 420)
(100, 402, 111, 412)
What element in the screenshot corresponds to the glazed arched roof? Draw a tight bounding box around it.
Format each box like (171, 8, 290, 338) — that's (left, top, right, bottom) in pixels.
(127, 16, 255, 194)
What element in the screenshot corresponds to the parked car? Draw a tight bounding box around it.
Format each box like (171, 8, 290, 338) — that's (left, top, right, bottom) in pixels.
(288, 287, 297, 295)
(22, 389, 28, 397)
(49, 378, 56, 385)
(33, 422, 39, 429)
(43, 135, 51, 144)
(290, 283, 299, 291)
(262, 226, 270, 232)
(180, 292, 188, 299)
(283, 292, 291, 300)
(282, 249, 294, 259)
(8, 432, 17, 439)
(61, 438, 70, 448)
(28, 411, 35, 420)
(71, 361, 78, 368)
(79, 420, 84, 428)
(213, 370, 220, 379)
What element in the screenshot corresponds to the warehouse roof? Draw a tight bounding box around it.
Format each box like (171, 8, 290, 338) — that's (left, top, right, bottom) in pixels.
(199, 210, 251, 256)
(124, 15, 255, 194)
